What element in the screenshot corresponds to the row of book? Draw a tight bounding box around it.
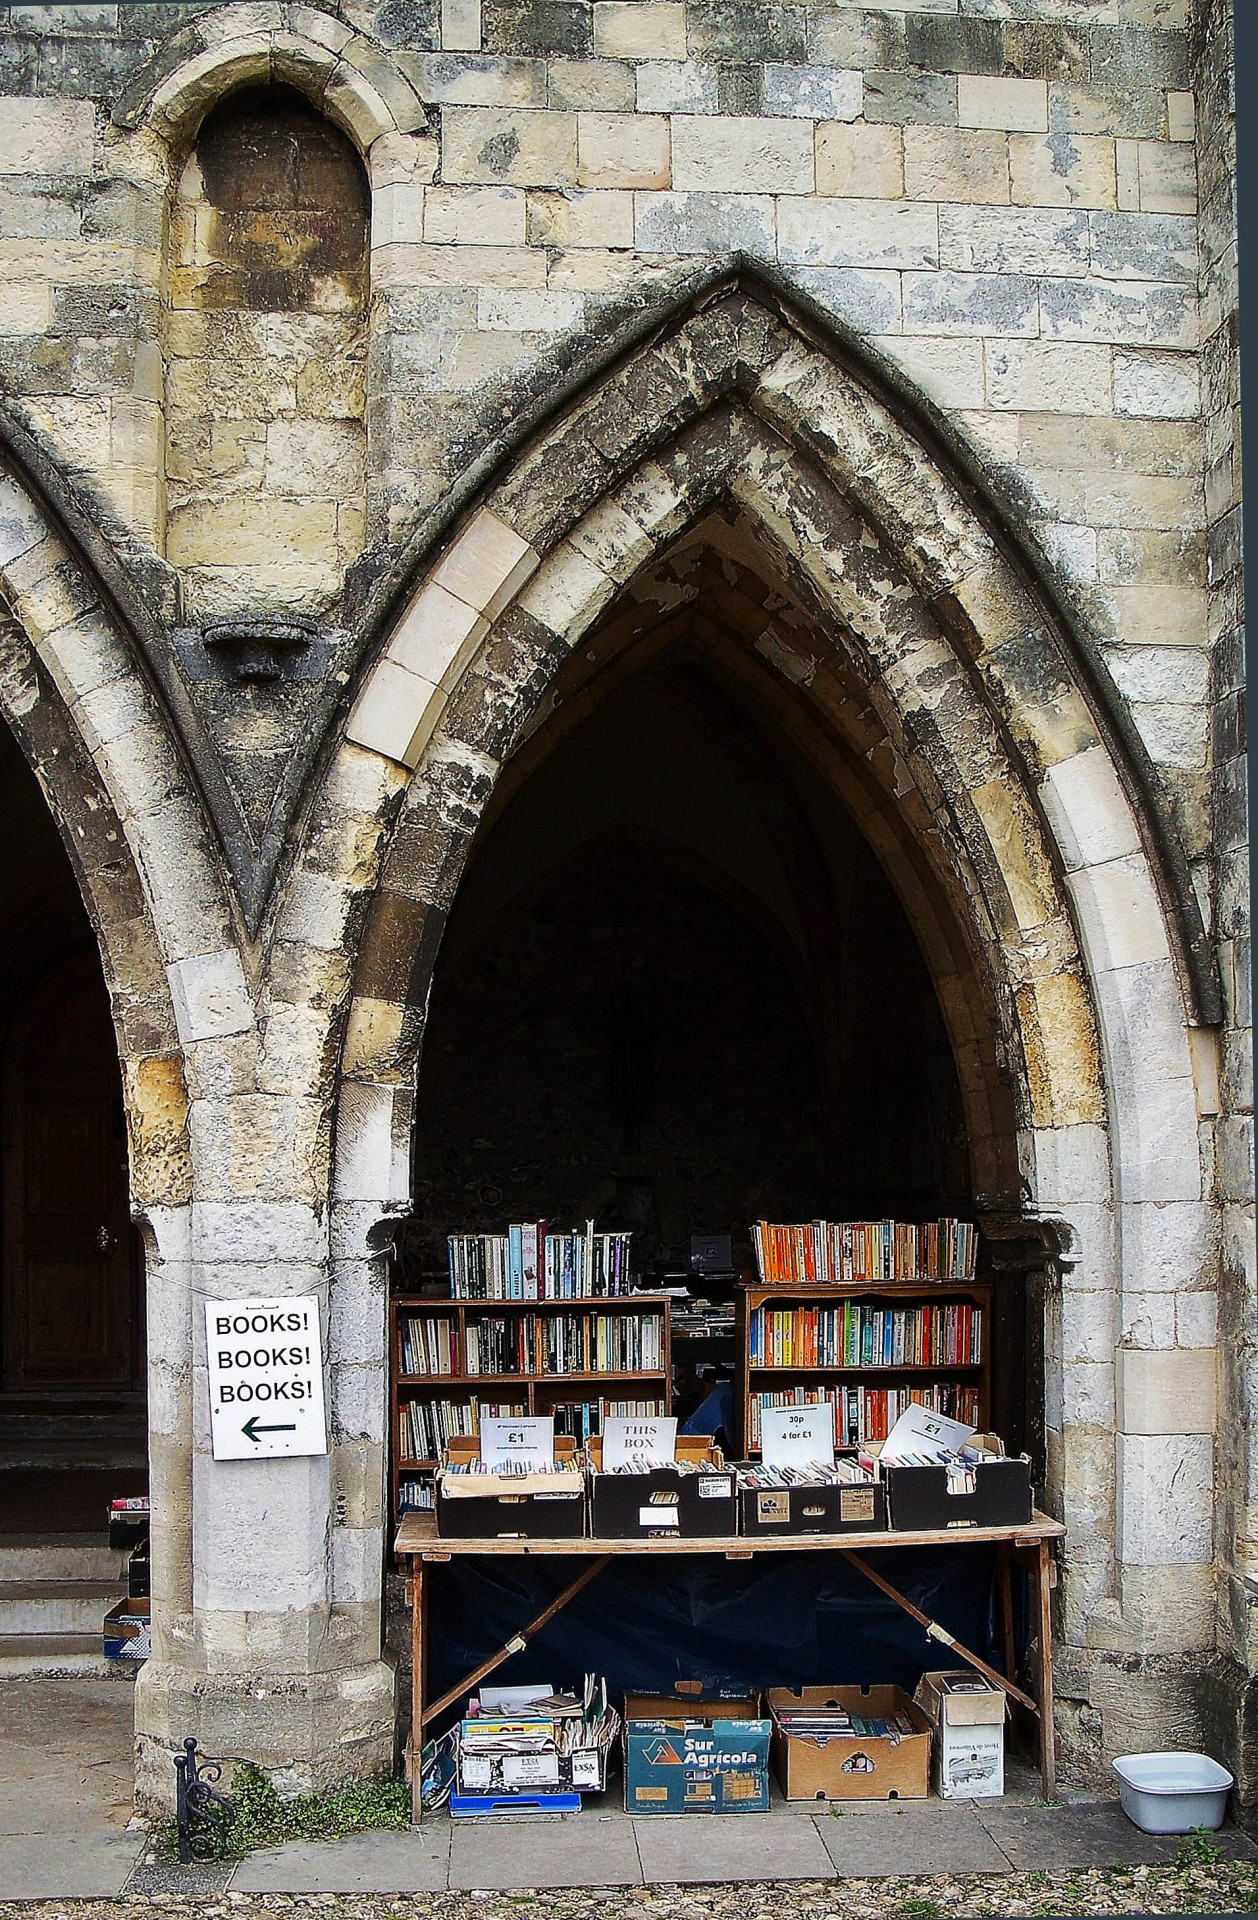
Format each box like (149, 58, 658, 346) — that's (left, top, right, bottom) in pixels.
(398, 1395, 666, 1462)
(448, 1225, 634, 1299)
(749, 1301, 983, 1370)
(552, 1399, 664, 1442)
(748, 1383, 983, 1450)
(399, 1397, 525, 1463)
(462, 1311, 665, 1377)
(399, 1315, 455, 1376)
(751, 1218, 977, 1286)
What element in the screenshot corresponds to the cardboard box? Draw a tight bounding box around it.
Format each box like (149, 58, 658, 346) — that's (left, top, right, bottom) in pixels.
(914, 1670, 1006, 1799)
(881, 1436, 1032, 1532)
(436, 1435, 586, 1537)
(767, 1685, 931, 1801)
(624, 1688, 770, 1813)
(736, 1457, 887, 1537)
(587, 1436, 736, 1538)
(103, 1597, 151, 1661)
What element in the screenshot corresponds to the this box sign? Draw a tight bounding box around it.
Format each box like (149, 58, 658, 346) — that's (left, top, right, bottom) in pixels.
(204, 1296, 328, 1461)
(761, 1402, 834, 1469)
(480, 1416, 554, 1472)
(603, 1415, 677, 1469)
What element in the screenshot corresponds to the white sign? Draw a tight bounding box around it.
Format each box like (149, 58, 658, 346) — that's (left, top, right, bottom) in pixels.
(880, 1402, 975, 1464)
(204, 1295, 328, 1461)
(603, 1415, 677, 1470)
(761, 1402, 834, 1470)
(480, 1416, 554, 1472)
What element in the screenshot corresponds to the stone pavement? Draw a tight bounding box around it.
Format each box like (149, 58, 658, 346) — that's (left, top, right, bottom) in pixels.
(2, 1681, 1255, 1900)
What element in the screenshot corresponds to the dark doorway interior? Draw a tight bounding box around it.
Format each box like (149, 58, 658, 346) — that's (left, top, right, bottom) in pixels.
(406, 644, 970, 1281)
(0, 725, 145, 1544)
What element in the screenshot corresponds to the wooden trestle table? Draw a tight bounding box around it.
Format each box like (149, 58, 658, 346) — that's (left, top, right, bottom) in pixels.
(395, 1510, 1067, 1824)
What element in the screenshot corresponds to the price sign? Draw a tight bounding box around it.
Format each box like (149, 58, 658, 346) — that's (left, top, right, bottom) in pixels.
(603, 1415, 677, 1469)
(480, 1416, 554, 1472)
(761, 1402, 834, 1469)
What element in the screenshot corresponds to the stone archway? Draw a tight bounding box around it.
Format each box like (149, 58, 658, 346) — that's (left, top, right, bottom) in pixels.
(306, 277, 1220, 1775)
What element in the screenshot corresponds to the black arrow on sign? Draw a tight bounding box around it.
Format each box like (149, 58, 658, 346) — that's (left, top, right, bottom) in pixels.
(241, 1416, 297, 1442)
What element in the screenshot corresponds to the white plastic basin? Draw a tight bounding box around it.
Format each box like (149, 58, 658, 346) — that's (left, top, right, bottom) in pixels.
(1112, 1751, 1233, 1834)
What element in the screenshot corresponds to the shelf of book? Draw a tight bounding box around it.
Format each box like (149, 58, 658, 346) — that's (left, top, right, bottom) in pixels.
(390, 1293, 672, 1523)
(736, 1279, 991, 1456)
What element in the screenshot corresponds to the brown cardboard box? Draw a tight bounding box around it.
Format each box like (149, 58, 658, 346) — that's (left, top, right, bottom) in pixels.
(768, 1685, 931, 1801)
(914, 1670, 1006, 1799)
(436, 1434, 585, 1537)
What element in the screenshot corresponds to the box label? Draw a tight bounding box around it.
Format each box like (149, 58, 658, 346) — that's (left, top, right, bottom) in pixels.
(839, 1486, 876, 1522)
(604, 1416, 677, 1468)
(640, 1505, 679, 1528)
(481, 1416, 554, 1472)
(502, 1751, 560, 1788)
(697, 1475, 734, 1499)
(761, 1403, 834, 1469)
(756, 1491, 791, 1524)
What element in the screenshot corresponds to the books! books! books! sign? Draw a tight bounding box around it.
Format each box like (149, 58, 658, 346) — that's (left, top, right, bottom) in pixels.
(204, 1296, 328, 1461)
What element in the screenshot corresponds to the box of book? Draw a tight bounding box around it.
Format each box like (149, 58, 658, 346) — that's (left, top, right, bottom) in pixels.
(913, 1670, 1006, 1799)
(767, 1685, 931, 1801)
(623, 1689, 770, 1813)
(586, 1436, 736, 1538)
(107, 1496, 149, 1551)
(736, 1453, 886, 1536)
(435, 1435, 586, 1538)
(103, 1596, 151, 1661)
(879, 1435, 1031, 1532)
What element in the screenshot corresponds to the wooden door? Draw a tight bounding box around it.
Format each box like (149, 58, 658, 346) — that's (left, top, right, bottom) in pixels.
(1, 954, 140, 1392)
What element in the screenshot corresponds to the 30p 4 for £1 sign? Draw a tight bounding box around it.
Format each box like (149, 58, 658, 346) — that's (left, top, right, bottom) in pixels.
(204, 1296, 328, 1461)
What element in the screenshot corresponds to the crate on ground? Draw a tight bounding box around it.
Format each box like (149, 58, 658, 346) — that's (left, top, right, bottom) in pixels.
(768, 1684, 931, 1801)
(623, 1685, 771, 1813)
(103, 1596, 151, 1661)
(914, 1669, 1006, 1799)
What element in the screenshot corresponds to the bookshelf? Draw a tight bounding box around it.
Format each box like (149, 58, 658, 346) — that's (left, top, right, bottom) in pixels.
(390, 1293, 672, 1522)
(735, 1279, 992, 1457)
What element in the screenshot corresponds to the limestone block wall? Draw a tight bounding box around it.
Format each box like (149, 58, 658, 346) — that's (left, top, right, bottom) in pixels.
(0, 0, 1245, 1805)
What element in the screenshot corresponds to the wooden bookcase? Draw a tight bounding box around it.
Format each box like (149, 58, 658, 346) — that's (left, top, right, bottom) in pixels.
(390, 1293, 672, 1522)
(735, 1280, 992, 1457)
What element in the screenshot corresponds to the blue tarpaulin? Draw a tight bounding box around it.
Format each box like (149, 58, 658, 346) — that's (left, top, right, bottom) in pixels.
(425, 1544, 1030, 1730)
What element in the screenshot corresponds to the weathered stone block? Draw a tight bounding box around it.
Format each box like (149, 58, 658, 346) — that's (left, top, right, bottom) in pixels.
(940, 203, 1088, 276)
(633, 188, 775, 256)
(430, 505, 539, 616)
(1117, 1347, 1216, 1435)
(1136, 139, 1197, 215)
(442, 104, 578, 185)
(762, 62, 860, 122)
(903, 270, 1037, 338)
(1089, 210, 1197, 285)
(636, 59, 718, 115)
(423, 181, 526, 244)
(778, 196, 937, 269)
(168, 948, 255, 1045)
(405, 51, 546, 104)
(903, 126, 1009, 205)
(593, 1, 685, 60)
(958, 74, 1047, 133)
(1039, 277, 1196, 351)
(478, 284, 584, 327)
(1010, 132, 1116, 211)
(873, 333, 985, 409)
(1113, 348, 1199, 418)
(686, 2, 806, 65)
(785, 265, 901, 335)
(863, 70, 956, 128)
(527, 186, 632, 246)
(1117, 1432, 1213, 1565)
(0, 96, 95, 175)
(815, 121, 902, 199)
(483, 0, 591, 57)
(671, 113, 813, 193)
(577, 110, 669, 187)
(548, 56, 634, 110)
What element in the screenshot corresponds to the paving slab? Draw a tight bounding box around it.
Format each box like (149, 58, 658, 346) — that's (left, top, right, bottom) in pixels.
(0, 1829, 145, 1899)
(818, 1801, 1013, 1876)
(124, 1859, 236, 1898)
(633, 1810, 834, 1883)
(974, 1800, 1180, 1868)
(449, 1811, 642, 1889)
(232, 1828, 452, 1893)
(0, 1678, 135, 1834)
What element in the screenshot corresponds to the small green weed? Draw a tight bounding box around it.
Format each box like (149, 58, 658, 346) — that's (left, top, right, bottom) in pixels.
(1175, 1825, 1224, 1866)
(898, 1900, 942, 1919)
(162, 1760, 411, 1860)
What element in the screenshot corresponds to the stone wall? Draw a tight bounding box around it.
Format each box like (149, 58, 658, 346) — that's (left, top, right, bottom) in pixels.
(0, 0, 1245, 1810)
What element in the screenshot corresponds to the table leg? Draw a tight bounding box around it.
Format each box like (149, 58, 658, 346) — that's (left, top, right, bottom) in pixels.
(410, 1558, 427, 1826)
(1037, 1540, 1056, 1801)
(998, 1543, 1016, 1681)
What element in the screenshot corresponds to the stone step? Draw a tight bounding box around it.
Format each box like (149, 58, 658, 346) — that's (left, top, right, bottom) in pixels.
(0, 1580, 127, 1635)
(0, 1632, 134, 1679)
(0, 1539, 129, 1582)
